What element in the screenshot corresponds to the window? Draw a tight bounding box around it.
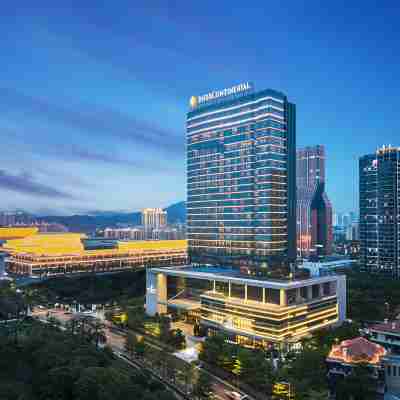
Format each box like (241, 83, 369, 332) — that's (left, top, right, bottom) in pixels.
(388, 365, 392, 376)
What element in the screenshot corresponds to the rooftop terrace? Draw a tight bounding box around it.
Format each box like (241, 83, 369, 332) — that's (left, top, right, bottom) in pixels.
(150, 265, 339, 289)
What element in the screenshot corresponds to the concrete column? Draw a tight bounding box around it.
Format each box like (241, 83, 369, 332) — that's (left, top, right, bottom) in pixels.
(307, 285, 313, 300)
(330, 281, 337, 296)
(157, 273, 167, 314)
(319, 284, 324, 298)
(296, 288, 302, 303)
(280, 289, 287, 307)
(213, 280, 216, 292)
(245, 284, 248, 302)
(262, 287, 266, 303)
(145, 270, 159, 316)
(228, 281, 231, 298)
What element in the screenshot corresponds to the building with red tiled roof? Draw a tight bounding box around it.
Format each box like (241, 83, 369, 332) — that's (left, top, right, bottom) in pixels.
(327, 337, 387, 365)
(327, 337, 386, 397)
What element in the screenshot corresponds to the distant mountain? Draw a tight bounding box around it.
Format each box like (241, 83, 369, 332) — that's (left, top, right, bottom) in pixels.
(164, 201, 186, 224)
(37, 201, 186, 233)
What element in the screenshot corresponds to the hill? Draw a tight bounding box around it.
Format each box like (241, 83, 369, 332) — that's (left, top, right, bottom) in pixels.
(37, 201, 186, 232)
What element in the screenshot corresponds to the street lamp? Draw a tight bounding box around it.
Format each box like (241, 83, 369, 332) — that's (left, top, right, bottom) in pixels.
(384, 302, 390, 318)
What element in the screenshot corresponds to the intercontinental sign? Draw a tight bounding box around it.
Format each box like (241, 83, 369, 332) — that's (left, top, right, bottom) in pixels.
(190, 82, 253, 108)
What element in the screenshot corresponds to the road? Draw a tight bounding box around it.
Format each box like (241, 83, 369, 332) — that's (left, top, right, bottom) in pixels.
(32, 307, 253, 400)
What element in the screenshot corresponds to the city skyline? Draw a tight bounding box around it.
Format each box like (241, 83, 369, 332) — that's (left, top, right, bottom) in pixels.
(1, 2, 399, 215)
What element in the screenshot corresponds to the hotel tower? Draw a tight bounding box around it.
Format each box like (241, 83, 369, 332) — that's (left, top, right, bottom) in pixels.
(186, 83, 296, 272)
(145, 83, 346, 348)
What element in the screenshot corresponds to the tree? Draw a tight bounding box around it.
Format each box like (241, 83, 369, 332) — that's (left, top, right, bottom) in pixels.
(88, 319, 107, 349)
(237, 348, 273, 391)
(125, 332, 138, 358)
(74, 366, 137, 400)
(335, 364, 377, 400)
(232, 358, 242, 379)
(169, 328, 186, 349)
(66, 318, 79, 336)
(158, 315, 171, 341)
(47, 315, 61, 329)
(288, 348, 328, 396)
(305, 388, 330, 400)
(127, 308, 144, 330)
(192, 370, 212, 399)
(199, 334, 226, 365)
(184, 363, 196, 394)
(0, 320, 172, 400)
(135, 338, 146, 358)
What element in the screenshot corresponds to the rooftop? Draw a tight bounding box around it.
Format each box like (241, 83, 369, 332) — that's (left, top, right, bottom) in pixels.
(150, 265, 341, 289)
(370, 321, 400, 335)
(327, 337, 386, 365)
(0, 227, 39, 240)
(3, 232, 187, 258)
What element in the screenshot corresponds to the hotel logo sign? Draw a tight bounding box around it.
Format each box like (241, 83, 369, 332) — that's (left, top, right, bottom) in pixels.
(190, 82, 252, 108)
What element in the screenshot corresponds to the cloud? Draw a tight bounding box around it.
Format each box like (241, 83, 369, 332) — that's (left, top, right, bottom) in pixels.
(0, 169, 75, 200)
(1, 87, 184, 156)
(56, 144, 178, 172)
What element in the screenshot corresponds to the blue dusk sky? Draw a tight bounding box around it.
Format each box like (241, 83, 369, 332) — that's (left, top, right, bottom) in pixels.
(1, 1, 399, 215)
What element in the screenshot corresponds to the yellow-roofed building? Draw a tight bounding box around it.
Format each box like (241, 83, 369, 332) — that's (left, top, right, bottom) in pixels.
(4, 233, 188, 277)
(0, 227, 39, 240)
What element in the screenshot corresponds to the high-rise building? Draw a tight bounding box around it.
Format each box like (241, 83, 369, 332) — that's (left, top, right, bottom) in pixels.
(333, 213, 339, 227)
(342, 213, 351, 229)
(359, 146, 400, 276)
(296, 145, 333, 258)
(145, 83, 347, 348)
(186, 83, 296, 272)
(346, 223, 359, 241)
(141, 208, 167, 238)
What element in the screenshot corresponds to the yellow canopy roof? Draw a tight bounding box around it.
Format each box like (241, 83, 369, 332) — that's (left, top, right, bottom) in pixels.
(0, 227, 39, 240)
(4, 233, 187, 257)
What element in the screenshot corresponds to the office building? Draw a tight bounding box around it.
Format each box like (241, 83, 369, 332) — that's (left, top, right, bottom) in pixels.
(346, 222, 359, 241)
(296, 145, 333, 258)
(3, 231, 187, 277)
(187, 83, 296, 272)
(146, 265, 346, 347)
(359, 146, 400, 276)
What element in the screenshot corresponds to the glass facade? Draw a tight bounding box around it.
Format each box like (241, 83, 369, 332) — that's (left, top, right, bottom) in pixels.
(296, 145, 333, 257)
(200, 288, 338, 342)
(360, 147, 400, 276)
(187, 88, 296, 271)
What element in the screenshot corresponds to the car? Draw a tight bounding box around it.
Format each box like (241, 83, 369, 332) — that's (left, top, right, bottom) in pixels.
(224, 390, 244, 400)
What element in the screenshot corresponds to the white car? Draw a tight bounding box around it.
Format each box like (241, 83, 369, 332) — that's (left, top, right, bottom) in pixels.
(224, 390, 246, 400)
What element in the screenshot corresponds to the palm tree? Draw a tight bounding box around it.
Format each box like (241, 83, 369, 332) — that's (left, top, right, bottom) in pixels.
(86, 318, 106, 348)
(22, 288, 39, 316)
(124, 332, 137, 358)
(184, 363, 196, 394)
